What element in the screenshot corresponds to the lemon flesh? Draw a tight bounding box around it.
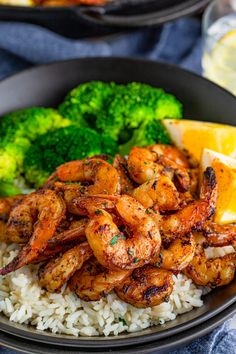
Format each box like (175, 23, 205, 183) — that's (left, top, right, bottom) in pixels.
(201, 148, 236, 224)
(163, 119, 236, 161)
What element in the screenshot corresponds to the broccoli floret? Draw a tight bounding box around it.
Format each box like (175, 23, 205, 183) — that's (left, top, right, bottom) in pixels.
(24, 126, 115, 187)
(155, 93, 183, 119)
(95, 82, 182, 143)
(101, 135, 118, 157)
(0, 182, 22, 197)
(0, 107, 71, 189)
(0, 107, 71, 143)
(58, 81, 115, 127)
(119, 120, 171, 156)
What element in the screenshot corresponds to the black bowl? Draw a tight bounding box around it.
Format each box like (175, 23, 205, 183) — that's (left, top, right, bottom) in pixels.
(0, 57, 236, 351)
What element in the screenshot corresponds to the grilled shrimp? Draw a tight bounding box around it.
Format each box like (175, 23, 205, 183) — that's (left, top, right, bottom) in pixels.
(56, 158, 119, 195)
(149, 144, 190, 168)
(153, 233, 196, 271)
(69, 257, 130, 301)
(55, 181, 117, 216)
(115, 265, 174, 308)
(48, 218, 88, 248)
(159, 167, 217, 237)
(113, 155, 135, 195)
(132, 175, 180, 213)
(0, 195, 25, 243)
(39, 242, 92, 293)
(184, 242, 236, 287)
(85, 195, 161, 270)
(127, 146, 190, 191)
(0, 190, 66, 275)
(203, 222, 236, 248)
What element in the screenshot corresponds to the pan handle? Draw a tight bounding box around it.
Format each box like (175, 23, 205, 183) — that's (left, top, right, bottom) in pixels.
(77, 0, 210, 27)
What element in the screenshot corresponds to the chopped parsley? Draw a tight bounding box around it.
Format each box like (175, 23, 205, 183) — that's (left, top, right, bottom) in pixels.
(133, 258, 139, 263)
(110, 234, 120, 246)
(95, 209, 103, 215)
(145, 209, 151, 214)
(119, 317, 127, 326)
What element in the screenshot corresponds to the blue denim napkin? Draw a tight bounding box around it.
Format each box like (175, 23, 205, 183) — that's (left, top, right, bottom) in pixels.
(0, 17, 202, 80)
(0, 17, 235, 354)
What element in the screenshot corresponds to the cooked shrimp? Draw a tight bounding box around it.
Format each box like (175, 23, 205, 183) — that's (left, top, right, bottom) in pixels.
(153, 233, 196, 271)
(56, 158, 119, 195)
(203, 222, 236, 248)
(85, 195, 161, 270)
(39, 242, 92, 293)
(184, 243, 236, 287)
(150, 144, 190, 168)
(159, 167, 217, 237)
(115, 265, 174, 308)
(69, 257, 130, 301)
(0, 189, 66, 275)
(127, 146, 190, 191)
(132, 175, 180, 213)
(0, 195, 25, 243)
(48, 218, 87, 248)
(55, 181, 117, 216)
(113, 155, 135, 195)
(0, 195, 24, 221)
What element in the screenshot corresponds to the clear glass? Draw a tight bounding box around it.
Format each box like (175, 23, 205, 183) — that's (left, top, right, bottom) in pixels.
(202, 0, 236, 95)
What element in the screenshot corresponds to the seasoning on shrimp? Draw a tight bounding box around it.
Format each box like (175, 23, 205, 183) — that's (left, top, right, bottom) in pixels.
(85, 195, 161, 270)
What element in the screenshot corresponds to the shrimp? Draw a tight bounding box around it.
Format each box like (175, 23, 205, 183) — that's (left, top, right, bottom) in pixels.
(203, 222, 236, 248)
(56, 158, 119, 195)
(184, 243, 236, 287)
(48, 218, 87, 248)
(127, 146, 190, 191)
(85, 195, 161, 270)
(153, 233, 196, 271)
(132, 175, 180, 213)
(113, 155, 135, 195)
(54, 181, 117, 217)
(69, 257, 130, 301)
(115, 265, 174, 308)
(0, 195, 25, 243)
(0, 189, 66, 276)
(150, 144, 190, 168)
(39, 242, 92, 293)
(159, 167, 217, 237)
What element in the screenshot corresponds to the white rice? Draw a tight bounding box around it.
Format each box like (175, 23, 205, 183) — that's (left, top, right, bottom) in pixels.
(0, 242, 231, 337)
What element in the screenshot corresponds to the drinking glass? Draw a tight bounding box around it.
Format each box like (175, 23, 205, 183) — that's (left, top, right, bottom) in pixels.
(202, 0, 236, 95)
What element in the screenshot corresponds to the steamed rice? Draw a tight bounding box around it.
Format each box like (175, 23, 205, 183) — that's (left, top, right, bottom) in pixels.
(0, 242, 233, 337)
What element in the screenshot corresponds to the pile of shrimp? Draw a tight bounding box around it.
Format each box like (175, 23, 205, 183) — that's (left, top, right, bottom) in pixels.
(0, 144, 235, 309)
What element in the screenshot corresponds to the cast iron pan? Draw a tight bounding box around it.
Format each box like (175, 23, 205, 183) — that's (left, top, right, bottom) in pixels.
(0, 0, 210, 38)
(0, 57, 236, 350)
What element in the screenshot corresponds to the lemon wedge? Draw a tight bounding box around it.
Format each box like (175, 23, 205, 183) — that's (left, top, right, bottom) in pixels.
(201, 148, 236, 224)
(163, 119, 236, 161)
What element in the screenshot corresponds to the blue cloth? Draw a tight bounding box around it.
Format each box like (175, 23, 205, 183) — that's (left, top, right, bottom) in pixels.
(0, 17, 202, 80)
(0, 17, 235, 354)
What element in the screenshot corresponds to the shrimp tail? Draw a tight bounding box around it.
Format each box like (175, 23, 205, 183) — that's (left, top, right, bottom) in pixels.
(0, 255, 21, 275)
(201, 167, 217, 201)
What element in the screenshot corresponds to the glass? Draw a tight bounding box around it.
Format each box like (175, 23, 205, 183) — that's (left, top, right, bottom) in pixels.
(202, 0, 236, 95)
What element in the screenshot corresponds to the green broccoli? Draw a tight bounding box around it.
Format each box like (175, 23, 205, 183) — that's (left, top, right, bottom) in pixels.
(101, 135, 119, 157)
(23, 126, 117, 187)
(58, 81, 116, 127)
(0, 107, 71, 143)
(119, 120, 171, 156)
(0, 107, 71, 195)
(95, 82, 182, 143)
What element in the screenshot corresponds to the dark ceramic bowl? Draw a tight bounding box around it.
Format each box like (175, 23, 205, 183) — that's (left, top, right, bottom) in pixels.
(0, 58, 236, 351)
